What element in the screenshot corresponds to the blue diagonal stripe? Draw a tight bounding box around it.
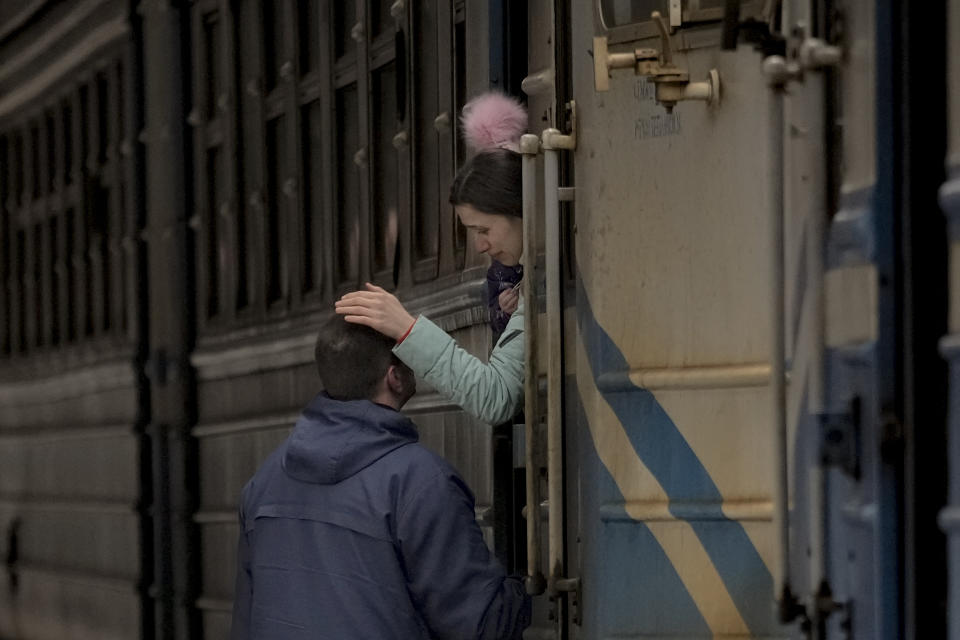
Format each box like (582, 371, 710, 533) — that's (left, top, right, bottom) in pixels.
(575, 397, 712, 637)
(576, 275, 775, 634)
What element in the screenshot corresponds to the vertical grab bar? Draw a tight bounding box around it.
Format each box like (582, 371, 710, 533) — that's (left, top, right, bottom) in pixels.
(762, 66, 797, 617)
(541, 106, 576, 596)
(808, 148, 828, 605)
(520, 133, 546, 595)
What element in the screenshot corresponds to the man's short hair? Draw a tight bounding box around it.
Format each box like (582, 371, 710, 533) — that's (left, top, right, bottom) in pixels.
(315, 316, 402, 400)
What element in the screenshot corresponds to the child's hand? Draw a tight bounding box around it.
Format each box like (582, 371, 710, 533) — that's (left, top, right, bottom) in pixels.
(335, 283, 417, 340)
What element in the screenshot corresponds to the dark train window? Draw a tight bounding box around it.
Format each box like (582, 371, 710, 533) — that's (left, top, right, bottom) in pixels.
(49, 217, 60, 346)
(412, 0, 440, 275)
(335, 83, 360, 287)
(64, 209, 77, 343)
(13, 132, 23, 202)
(298, 0, 320, 75)
(262, 3, 286, 91)
(371, 0, 393, 39)
(371, 61, 398, 281)
(115, 62, 125, 148)
(31, 124, 41, 199)
(300, 100, 324, 295)
(180, 0, 479, 333)
(32, 223, 43, 347)
(334, 0, 356, 59)
(79, 85, 90, 172)
(599, 0, 666, 27)
(453, 14, 467, 261)
(39, 220, 51, 348)
(265, 115, 287, 305)
(96, 73, 109, 165)
(205, 147, 222, 317)
(0, 49, 132, 357)
(90, 182, 111, 334)
(45, 112, 56, 193)
(16, 229, 25, 353)
(62, 101, 73, 185)
(203, 11, 222, 120)
(0, 136, 7, 356)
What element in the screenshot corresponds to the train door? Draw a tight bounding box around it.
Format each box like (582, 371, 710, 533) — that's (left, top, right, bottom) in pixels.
(785, 1, 950, 638)
(518, 1, 577, 638)
(567, 2, 785, 637)
(781, 0, 897, 636)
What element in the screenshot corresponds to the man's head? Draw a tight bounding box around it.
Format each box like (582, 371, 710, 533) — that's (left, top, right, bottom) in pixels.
(314, 315, 416, 409)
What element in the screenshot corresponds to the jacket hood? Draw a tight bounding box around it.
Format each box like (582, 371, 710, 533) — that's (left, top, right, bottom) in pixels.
(282, 393, 418, 485)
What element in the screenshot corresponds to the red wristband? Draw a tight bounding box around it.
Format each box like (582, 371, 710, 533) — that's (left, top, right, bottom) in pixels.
(396, 319, 416, 345)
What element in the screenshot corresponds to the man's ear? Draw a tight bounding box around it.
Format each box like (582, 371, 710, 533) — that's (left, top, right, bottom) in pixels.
(385, 364, 405, 395)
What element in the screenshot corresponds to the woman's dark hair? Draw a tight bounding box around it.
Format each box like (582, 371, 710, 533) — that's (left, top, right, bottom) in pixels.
(449, 148, 522, 218)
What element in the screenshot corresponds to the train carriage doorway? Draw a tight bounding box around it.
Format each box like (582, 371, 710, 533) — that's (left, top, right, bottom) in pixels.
(568, 2, 792, 638)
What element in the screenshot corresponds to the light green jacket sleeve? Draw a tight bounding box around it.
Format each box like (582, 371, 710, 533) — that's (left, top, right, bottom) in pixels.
(393, 299, 525, 425)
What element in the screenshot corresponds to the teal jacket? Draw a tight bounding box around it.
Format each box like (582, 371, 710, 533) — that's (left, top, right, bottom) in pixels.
(393, 299, 525, 425)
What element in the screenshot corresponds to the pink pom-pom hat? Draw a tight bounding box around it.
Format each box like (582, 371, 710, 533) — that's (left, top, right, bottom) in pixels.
(460, 92, 527, 153)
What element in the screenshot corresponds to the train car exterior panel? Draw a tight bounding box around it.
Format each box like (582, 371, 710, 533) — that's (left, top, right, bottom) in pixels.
(943, 0, 960, 637)
(570, 2, 786, 637)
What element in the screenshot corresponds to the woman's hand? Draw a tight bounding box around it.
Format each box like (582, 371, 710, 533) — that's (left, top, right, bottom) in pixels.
(498, 286, 520, 315)
(335, 283, 417, 340)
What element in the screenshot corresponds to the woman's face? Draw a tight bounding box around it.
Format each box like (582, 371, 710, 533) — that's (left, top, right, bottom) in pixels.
(455, 204, 524, 266)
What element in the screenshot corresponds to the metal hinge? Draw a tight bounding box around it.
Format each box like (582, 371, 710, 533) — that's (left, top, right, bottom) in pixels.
(550, 576, 582, 626)
(819, 396, 861, 479)
(800, 581, 853, 640)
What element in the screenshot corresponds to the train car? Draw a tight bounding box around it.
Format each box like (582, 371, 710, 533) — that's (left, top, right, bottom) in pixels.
(0, 1, 956, 639)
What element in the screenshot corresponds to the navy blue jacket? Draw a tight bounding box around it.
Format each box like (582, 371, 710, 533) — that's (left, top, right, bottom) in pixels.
(230, 393, 530, 639)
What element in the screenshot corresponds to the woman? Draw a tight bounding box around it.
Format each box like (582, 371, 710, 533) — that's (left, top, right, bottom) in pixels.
(335, 93, 527, 426)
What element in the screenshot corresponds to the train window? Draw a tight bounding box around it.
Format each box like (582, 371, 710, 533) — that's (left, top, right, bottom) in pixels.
(45, 112, 56, 193)
(334, 0, 356, 59)
(78, 85, 90, 169)
(106, 62, 126, 337)
(0, 135, 7, 357)
(64, 209, 76, 343)
(203, 11, 222, 120)
(453, 14, 467, 265)
(0, 51, 133, 355)
(204, 147, 223, 316)
(412, 0, 440, 278)
(49, 217, 60, 346)
(371, 0, 393, 40)
(597, 0, 763, 44)
(62, 102, 73, 185)
(180, 0, 479, 331)
(96, 73, 109, 166)
(371, 61, 399, 282)
(599, 0, 666, 28)
(297, 0, 320, 75)
(12, 132, 23, 203)
(16, 229, 25, 352)
(32, 223, 43, 347)
(30, 124, 41, 199)
(90, 182, 111, 334)
(300, 101, 324, 296)
(335, 83, 361, 287)
(265, 116, 287, 305)
(262, 3, 286, 91)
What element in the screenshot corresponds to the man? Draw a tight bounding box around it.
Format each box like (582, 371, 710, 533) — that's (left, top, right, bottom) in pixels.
(230, 316, 530, 639)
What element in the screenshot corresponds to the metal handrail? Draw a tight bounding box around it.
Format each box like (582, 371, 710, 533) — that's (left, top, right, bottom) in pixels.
(541, 105, 576, 596)
(520, 133, 546, 595)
